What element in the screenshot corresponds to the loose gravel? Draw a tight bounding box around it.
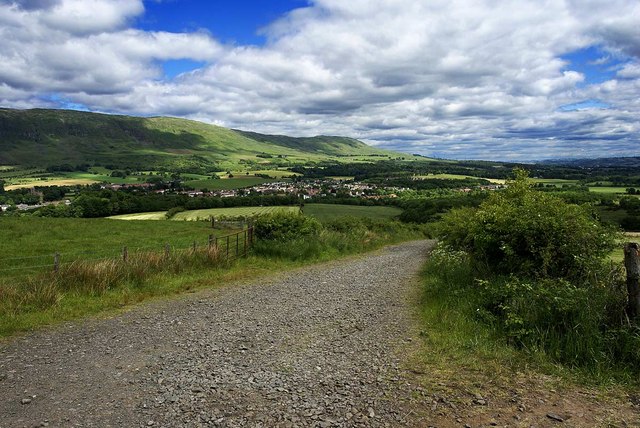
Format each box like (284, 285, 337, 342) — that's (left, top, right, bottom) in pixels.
(0, 240, 435, 428)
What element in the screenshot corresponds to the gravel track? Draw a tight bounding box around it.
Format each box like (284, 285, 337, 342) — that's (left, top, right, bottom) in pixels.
(0, 240, 435, 428)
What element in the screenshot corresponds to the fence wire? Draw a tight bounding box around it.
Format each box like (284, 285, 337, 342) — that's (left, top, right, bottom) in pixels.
(0, 228, 253, 278)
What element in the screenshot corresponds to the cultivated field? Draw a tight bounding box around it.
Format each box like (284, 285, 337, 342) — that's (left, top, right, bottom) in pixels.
(414, 173, 505, 184)
(173, 205, 300, 221)
(5, 178, 98, 190)
(108, 212, 168, 220)
(108, 206, 300, 221)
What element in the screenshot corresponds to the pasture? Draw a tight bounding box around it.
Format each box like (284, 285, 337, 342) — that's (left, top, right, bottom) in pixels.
(303, 204, 402, 222)
(0, 217, 226, 277)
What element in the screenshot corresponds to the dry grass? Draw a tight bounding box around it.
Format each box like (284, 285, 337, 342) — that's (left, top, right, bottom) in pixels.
(0, 245, 226, 320)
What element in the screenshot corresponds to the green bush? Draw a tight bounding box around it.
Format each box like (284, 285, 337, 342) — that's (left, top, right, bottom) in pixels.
(424, 244, 640, 375)
(165, 206, 185, 219)
(428, 170, 640, 376)
(252, 216, 424, 261)
(253, 212, 321, 241)
(438, 169, 618, 280)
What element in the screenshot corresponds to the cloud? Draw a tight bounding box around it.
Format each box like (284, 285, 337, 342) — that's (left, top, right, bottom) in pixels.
(0, 0, 639, 160)
(0, 0, 60, 11)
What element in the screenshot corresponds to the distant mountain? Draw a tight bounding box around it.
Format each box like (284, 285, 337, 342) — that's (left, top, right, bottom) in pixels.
(0, 108, 397, 170)
(540, 156, 640, 168)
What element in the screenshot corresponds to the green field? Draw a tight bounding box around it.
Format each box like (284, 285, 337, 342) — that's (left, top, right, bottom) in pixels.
(414, 173, 505, 184)
(109, 211, 168, 220)
(303, 204, 402, 222)
(108, 206, 300, 221)
(589, 187, 629, 194)
(0, 217, 228, 277)
(184, 176, 280, 190)
(174, 206, 300, 221)
(250, 169, 300, 178)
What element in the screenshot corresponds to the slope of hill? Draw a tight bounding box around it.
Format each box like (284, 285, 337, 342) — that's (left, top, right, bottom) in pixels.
(0, 108, 396, 170)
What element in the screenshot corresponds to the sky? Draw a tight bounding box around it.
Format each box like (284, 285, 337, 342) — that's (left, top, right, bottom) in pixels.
(0, 0, 639, 161)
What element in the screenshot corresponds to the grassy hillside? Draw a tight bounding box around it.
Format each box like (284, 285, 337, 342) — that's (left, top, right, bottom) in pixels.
(0, 108, 397, 170)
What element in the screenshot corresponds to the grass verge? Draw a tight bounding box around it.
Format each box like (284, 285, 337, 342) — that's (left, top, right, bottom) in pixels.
(418, 245, 639, 389)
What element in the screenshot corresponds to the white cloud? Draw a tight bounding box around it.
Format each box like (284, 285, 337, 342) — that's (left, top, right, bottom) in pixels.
(0, 0, 639, 160)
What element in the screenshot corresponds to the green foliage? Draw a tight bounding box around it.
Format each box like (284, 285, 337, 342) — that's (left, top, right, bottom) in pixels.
(165, 206, 185, 219)
(428, 170, 638, 378)
(438, 169, 618, 280)
(252, 216, 424, 261)
(424, 244, 640, 378)
(399, 193, 487, 223)
(620, 196, 640, 212)
(72, 195, 113, 218)
(253, 212, 322, 241)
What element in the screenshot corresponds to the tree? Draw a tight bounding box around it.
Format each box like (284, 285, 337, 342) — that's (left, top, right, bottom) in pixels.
(72, 195, 113, 218)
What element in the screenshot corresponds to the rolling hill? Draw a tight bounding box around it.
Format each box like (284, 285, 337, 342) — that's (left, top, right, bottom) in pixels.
(0, 108, 398, 170)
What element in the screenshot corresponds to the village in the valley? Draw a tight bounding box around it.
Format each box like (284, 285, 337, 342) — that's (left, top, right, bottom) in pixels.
(0, 176, 503, 212)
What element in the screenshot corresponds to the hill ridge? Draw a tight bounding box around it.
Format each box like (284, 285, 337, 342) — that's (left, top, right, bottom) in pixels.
(0, 108, 395, 170)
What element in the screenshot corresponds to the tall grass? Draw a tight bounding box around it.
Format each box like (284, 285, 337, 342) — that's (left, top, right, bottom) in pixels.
(0, 245, 225, 329)
(423, 244, 640, 383)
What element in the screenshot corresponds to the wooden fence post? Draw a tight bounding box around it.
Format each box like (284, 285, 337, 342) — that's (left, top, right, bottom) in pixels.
(193, 241, 197, 253)
(244, 229, 248, 256)
(236, 233, 239, 257)
(211, 216, 215, 229)
(226, 235, 230, 258)
(208, 234, 214, 248)
(122, 246, 128, 262)
(53, 252, 60, 273)
(624, 242, 640, 320)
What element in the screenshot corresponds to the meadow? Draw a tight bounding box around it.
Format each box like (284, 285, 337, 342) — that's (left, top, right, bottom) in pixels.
(303, 204, 402, 222)
(0, 217, 229, 277)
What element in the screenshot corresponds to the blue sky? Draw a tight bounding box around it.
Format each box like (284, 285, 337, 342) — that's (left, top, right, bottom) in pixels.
(143, 0, 305, 78)
(0, 0, 639, 161)
(139, 0, 305, 45)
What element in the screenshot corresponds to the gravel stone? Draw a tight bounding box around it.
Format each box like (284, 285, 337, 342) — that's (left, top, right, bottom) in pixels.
(0, 240, 434, 427)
